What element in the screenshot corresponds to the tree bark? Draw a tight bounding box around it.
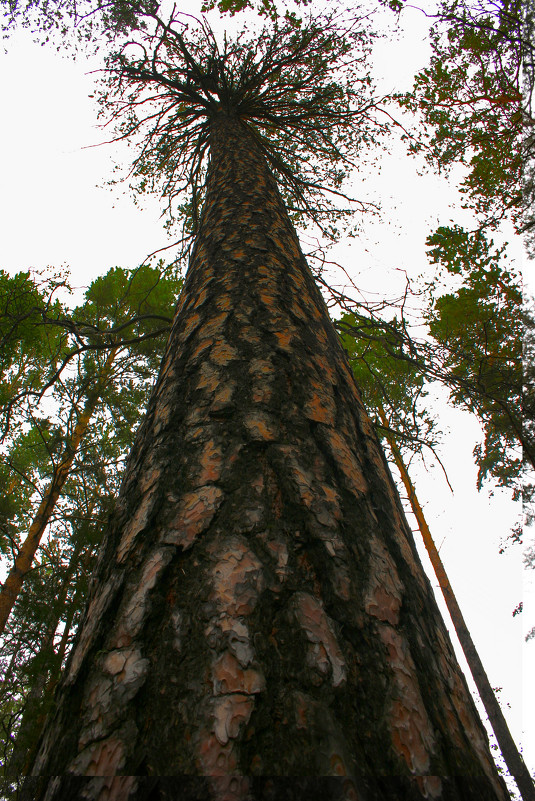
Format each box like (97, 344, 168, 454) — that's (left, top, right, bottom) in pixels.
(376, 404, 534, 801)
(27, 115, 509, 801)
(0, 348, 117, 636)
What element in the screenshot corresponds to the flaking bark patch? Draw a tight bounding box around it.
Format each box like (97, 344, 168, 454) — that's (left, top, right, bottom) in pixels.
(161, 486, 224, 550)
(293, 592, 347, 688)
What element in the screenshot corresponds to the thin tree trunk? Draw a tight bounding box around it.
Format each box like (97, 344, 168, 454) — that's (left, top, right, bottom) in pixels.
(7, 535, 90, 776)
(377, 404, 534, 801)
(27, 115, 509, 800)
(17, 575, 87, 777)
(0, 348, 117, 636)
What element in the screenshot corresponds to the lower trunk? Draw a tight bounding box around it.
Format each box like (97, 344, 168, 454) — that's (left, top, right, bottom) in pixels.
(27, 115, 508, 800)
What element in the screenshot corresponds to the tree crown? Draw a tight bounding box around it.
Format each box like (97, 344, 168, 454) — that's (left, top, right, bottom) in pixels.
(98, 7, 389, 242)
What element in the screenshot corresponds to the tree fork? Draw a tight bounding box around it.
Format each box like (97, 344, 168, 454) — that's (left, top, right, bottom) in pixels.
(377, 404, 535, 801)
(27, 114, 509, 800)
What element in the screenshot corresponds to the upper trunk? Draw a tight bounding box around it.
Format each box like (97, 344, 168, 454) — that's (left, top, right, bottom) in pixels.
(26, 115, 508, 801)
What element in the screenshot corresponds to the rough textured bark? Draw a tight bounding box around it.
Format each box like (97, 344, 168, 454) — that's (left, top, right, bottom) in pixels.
(377, 404, 534, 801)
(0, 348, 117, 636)
(27, 115, 509, 800)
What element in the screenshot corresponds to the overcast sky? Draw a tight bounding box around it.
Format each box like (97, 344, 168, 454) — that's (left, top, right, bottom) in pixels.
(0, 0, 532, 788)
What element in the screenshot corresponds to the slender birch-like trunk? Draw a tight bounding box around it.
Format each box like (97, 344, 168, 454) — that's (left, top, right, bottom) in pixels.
(26, 115, 509, 801)
(0, 348, 117, 635)
(377, 404, 534, 801)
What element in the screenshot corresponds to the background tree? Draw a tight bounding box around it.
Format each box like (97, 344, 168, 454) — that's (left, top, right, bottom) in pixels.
(398, 0, 530, 241)
(0, 262, 182, 773)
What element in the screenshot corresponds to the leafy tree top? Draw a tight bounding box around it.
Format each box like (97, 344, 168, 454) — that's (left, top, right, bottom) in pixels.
(398, 0, 531, 244)
(97, 7, 390, 242)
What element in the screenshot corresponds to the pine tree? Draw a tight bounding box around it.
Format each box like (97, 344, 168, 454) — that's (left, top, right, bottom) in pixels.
(25, 12, 509, 800)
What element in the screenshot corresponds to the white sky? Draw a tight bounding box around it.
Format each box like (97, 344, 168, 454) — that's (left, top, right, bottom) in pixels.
(0, 0, 533, 790)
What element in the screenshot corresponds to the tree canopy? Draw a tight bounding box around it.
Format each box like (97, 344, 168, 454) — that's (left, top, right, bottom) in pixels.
(95, 7, 393, 247)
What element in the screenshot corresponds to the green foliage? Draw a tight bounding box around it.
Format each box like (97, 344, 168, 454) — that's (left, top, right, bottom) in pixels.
(0, 261, 182, 772)
(335, 223, 525, 498)
(1, 0, 157, 51)
(200, 0, 310, 22)
(0, 270, 66, 412)
(339, 310, 440, 463)
(425, 225, 524, 491)
(398, 0, 530, 241)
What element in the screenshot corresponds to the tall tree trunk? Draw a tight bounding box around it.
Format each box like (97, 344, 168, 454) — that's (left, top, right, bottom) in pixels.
(27, 115, 509, 801)
(0, 348, 117, 636)
(376, 404, 534, 801)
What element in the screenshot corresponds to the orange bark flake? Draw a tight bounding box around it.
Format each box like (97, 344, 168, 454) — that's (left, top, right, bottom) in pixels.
(330, 754, 347, 776)
(323, 429, 367, 495)
(216, 294, 232, 311)
(313, 354, 336, 384)
(200, 311, 229, 340)
(258, 288, 276, 310)
(256, 263, 277, 284)
(249, 358, 274, 377)
(342, 779, 362, 801)
(415, 776, 443, 799)
(293, 592, 346, 688)
(114, 551, 173, 642)
(152, 399, 172, 435)
(181, 310, 202, 340)
(209, 537, 264, 617)
(197, 439, 224, 485)
(197, 731, 237, 773)
(378, 625, 435, 776)
(273, 329, 293, 350)
(212, 381, 236, 412)
(116, 474, 162, 563)
(249, 357, 275, 404)
(365, 536, 404, 626)
(212, 651, 265, 696)
(102, 651, 127, 676)
(211, 341, 238, 365)
(290, 300, 310, 323)
(97, 777, 139, 801)
(196, 361, 220, 392)
(191, 337, 215, 362)
(304, 388, 335, 425)
(276, 449, 315, 508)
(212, 694, 255, 746)
(72, 735, 125, 777)
(252, 385, 272, 404)
(322, 484, 340, 510)
(162, 486, 224, 550)
(244, 413, 278, 441)
(194, 285, 211, 308)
